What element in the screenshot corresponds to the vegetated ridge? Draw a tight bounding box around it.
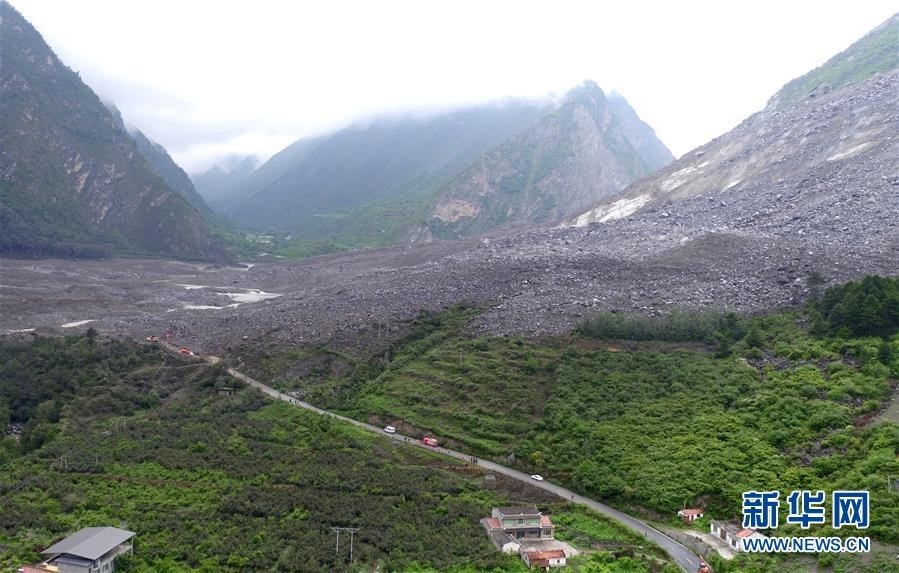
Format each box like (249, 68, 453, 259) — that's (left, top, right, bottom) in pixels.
(422, 81, 672, 240)
(0, 1, 223, 260)
(767, 12, 898, 110)
(214, 101, 552, 245)
(103, 101, 214, 217)
(208, 82, 672, 249)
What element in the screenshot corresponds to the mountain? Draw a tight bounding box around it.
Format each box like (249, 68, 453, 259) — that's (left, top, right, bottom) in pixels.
(220, 101, 552, 245)
(766, 13, 898, 110)
(192, 155, 259, 206)
(423, 81, 673, 239)
(219, 84, 671, 248)
(129, 129, 213, 216)
(0, 1, 223, 260)
(104, 100, 213, 216)
(569, 16, 899, 249)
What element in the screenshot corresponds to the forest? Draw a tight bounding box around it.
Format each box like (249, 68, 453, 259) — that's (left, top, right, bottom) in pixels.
(239, 276, 899, 571)
(0, 335, 675, 572)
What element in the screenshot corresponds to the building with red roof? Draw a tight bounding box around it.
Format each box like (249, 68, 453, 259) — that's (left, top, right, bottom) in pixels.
(710, 520, 767, 552)
(522, 549, 566, 569)
(677, 507, 705, 522)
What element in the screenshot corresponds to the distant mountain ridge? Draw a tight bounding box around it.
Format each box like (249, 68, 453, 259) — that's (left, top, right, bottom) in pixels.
(214, 100, 553, 247)
(0, 1, 223, 260)
(211, 83, 672, 247)
(422, 81, 673, 239)
(129, 129, 213, 217)
(192, 155, 259, 206)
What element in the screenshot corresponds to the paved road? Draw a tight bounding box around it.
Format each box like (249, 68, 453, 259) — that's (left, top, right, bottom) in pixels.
(164, 342, 700, 572)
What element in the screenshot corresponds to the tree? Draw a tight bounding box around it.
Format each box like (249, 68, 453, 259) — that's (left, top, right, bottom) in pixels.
(878, 339, 894, 366)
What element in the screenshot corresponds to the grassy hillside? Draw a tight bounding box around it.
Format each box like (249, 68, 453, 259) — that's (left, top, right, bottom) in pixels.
(0, 335, 674, 573)
(769, 13, 898, 109)
(239, 278, 899, 568)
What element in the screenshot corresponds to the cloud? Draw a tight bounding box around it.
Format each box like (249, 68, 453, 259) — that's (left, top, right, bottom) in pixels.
(13, 0, 899, 172)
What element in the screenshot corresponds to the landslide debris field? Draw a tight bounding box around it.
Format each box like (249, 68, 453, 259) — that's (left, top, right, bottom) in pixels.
(2, 216, 896, 355)
(3, 69, 896, 355)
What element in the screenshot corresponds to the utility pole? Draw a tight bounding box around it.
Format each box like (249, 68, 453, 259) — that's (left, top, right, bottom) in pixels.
(330, 527, 361, 562)
(348, 528, 358, 562)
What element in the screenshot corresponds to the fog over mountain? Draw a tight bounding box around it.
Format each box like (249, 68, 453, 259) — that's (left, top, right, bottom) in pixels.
(10, 0, 897, 172)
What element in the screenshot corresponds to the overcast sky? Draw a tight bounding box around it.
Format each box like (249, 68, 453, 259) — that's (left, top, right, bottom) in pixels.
(12, 0, 897, 173)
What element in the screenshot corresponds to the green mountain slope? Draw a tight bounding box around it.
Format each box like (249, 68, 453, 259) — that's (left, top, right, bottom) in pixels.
(424, 81, 673, 239)
(0, 1, 223, 260)
(240, 278, 899, 557)
(130, 129, 214, 216)
(0, 335, 675, 572)
(104, 102, 214, 217)
(218, 84, 671, 249)
(220, 101, 552, 240)
(768, 12, 898, 110)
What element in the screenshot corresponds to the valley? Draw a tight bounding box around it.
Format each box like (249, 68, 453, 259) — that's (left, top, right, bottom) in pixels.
(2, 2, 898, 572)
(2, 207, 896, 355)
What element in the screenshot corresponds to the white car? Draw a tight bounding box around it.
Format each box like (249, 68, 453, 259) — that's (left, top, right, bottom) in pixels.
(530, 474, 544, 481)
(384, 426, 396, 434)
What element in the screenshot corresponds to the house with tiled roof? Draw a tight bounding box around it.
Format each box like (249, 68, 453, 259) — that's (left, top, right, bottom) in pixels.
(677, 507, 704, 522)
(710, 520, 766, 552)
(485, 506, 555, 541)
(482, 506, 569, 566)
(522, 549, 566, 570)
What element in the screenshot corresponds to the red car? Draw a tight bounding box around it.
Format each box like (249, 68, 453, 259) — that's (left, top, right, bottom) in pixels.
(421, 436, 438, 447)
(179, 347, 193, 356)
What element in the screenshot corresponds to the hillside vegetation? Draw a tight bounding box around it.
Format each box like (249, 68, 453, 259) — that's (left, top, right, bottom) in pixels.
(768, 13, 898, 110)
(244, 277, 899, 561)
(0, 335, 675, 572)
(0, 3, 223, 261)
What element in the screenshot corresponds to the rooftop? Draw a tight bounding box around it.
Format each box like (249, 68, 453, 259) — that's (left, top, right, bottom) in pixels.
(41, 527, 135, 560)
(527, 549, 566, 559)
(678, 508, 704, 516)
(496, 506, 540, 517)
(490, 530, 518, 546)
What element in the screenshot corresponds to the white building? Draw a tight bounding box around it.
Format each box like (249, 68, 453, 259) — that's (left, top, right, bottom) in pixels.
(710, 520, 766, 552)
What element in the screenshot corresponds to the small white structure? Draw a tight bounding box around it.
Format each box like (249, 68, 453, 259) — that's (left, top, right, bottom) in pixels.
(710, 520, 766, 552)
(522, 549, 566, 569)
(677, 508, 704, 522)
(489, 529, 521, 554)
